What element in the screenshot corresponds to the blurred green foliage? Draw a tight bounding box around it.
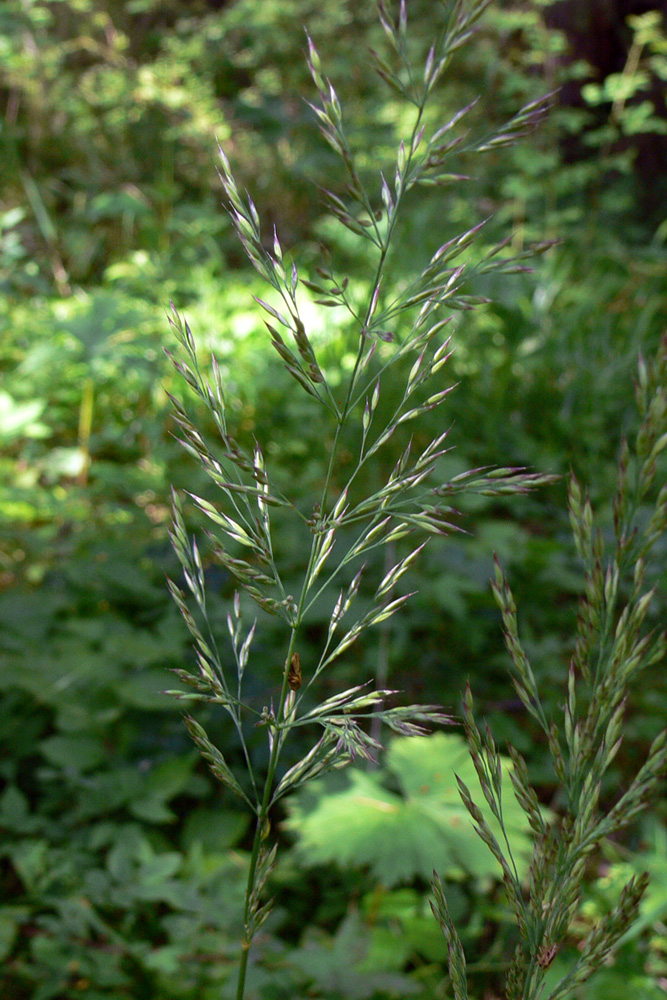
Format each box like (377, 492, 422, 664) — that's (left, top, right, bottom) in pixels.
(2, 1, 667, 997)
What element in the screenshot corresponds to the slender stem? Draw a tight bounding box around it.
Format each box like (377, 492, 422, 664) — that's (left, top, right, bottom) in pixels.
(235, 626, 298, 1000)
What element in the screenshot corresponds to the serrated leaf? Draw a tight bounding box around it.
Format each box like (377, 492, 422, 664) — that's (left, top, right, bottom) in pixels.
(285, 734, 536, 885)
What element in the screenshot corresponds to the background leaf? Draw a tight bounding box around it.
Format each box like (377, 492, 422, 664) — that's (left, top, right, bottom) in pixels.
(285, 733, 535, 885)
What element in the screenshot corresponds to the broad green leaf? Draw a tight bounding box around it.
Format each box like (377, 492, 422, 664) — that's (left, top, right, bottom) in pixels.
(287, 911, 420, 999)
(360, 887, 455, 962)
(39, 734, 107, 772)
(129, 797, 176, 824)
(136, 851, 183, 885)
(0, 784, 38, 833)
(6, 839, 49, 892)
(128, 755, 200, 824)
(286, 734, 535, 885)
(390, 734, 534, 869)
(0, 391, 50, 441)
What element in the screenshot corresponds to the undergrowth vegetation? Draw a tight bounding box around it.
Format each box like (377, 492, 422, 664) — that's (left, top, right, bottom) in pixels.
(1, 2, 667, 999)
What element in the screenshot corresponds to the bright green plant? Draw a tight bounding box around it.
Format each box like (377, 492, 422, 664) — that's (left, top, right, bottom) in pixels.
(431, 336, 667, 997)
(285, 731, 537, 887)
(166, 2, 554, 997)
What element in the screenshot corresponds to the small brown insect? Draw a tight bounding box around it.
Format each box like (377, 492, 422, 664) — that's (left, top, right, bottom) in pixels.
(287, 652, 302, 691)
(537, 943, 558, 970)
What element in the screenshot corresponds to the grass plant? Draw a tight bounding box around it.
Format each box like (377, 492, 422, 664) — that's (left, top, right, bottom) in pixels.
(165, 3, 666, 998)
(431, 335, 667, 998)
